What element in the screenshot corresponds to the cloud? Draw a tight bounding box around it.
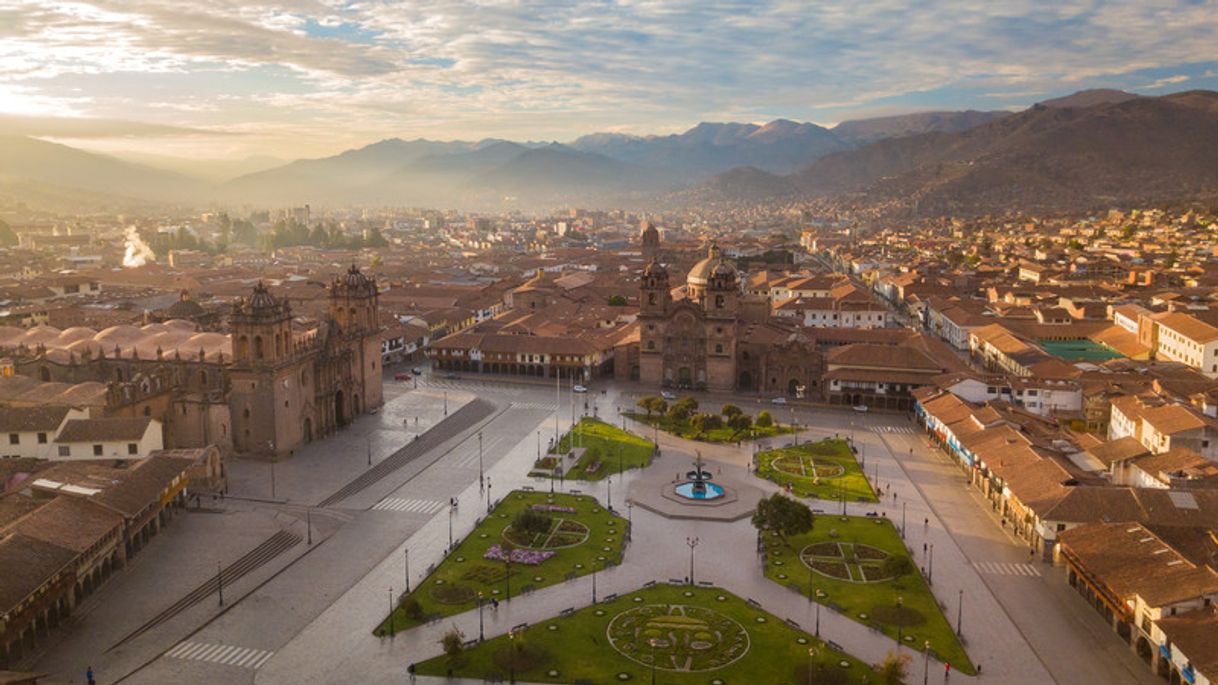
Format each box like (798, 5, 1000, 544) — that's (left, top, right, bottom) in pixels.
(2, 1, 1218, 157)
(1143, 74, 1191, 89)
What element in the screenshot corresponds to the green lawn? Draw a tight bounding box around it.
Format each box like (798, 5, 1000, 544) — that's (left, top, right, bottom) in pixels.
(376, 491, 626, 633)
(763, 515, 974, 675)
(757, 439, 878, 503)
(546, 417, 655, 481)
(415, 584, 882, 684)
(625, 411, 795, 444)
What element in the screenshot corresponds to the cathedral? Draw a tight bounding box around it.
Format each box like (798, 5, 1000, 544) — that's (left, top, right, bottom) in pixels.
(629, 232, 821, 395)
(0, 265, 383, 459)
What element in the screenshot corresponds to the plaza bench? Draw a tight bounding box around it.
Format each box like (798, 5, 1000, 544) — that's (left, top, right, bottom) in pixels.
(668, 578, 685, 585)
(827, 640, 844, 653)
(785, 618, 801, 630)
(601, 593, 618, 603)
(642, 580, 656, 588)
(698, 580, 713, 587)
(746, 598, 762, 608)
(522, 486, 535, 491)
(560, 607, 575, 617)
(511, 622, 529, 632)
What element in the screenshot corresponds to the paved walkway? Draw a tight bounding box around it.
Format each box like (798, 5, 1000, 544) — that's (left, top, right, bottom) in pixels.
(252, 407, 1057, 685)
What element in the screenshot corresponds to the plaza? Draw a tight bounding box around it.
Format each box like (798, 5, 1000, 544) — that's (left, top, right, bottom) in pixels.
(23, 369, 1160, 685)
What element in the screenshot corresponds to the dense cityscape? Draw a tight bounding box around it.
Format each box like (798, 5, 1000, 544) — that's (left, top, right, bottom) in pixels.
(5, 3, 1218, 685)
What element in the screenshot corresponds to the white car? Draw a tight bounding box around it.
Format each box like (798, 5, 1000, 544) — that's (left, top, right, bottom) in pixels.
(661, 390, 677, 400)
(771, 397, 787, 405)
(573, 384, 588, 393)
(852, 404, 869, 413)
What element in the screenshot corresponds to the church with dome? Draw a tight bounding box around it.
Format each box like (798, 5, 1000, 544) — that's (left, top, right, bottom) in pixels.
(628, 234, 821, 395)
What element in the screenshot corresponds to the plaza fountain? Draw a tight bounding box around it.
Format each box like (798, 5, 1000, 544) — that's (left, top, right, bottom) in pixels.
(674, 452, 726, 500)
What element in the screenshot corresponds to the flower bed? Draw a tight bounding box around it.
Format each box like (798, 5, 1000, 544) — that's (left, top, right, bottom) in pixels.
(484, 544, 556, 565)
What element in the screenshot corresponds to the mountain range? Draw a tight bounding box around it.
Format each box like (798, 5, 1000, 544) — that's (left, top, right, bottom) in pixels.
(3, 89, 1217, 216)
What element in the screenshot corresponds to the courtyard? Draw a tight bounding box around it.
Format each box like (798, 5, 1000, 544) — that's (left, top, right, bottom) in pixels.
(756, 438, 878, 503)
(762, 515, 974, 674)
(377, 490, 626, 633)
(414, 584, 878, 684)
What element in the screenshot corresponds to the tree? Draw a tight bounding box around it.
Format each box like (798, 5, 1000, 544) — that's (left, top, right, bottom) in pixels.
(876, 652, 911, 685)
(721, 404, 743, 419)
(728, 413, 752, 437)
(607, 295, 627, 306)
(441, 627, 465, 660)
(402, 595, 424, 620)
(668, 403, 692, 423)
(690, 412, 722, 435)
(673, 397, 698, 416)
(751, 493, 813, 541)
(756, 411, 774, 428)
(512, 508, 552, 536)
(637, 396, 665, 417)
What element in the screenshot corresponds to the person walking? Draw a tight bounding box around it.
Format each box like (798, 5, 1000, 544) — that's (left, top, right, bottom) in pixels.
(86, 666, 95, 685)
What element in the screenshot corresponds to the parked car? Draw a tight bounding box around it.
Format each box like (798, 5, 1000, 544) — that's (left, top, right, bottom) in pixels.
(661, 390, 677, 400)
(393, 372, 411, 381)
(411, 367, 423, 375)
(573, 384, 588, 393)
(852, 404, 869, 413)
(771, 397, 788, 405)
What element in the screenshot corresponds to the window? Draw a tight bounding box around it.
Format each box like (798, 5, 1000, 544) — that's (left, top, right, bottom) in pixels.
(7, 433, 17, 445)
(127, 443, 138, 455)
(93, 444, 103, 456)
(58, 445, 70, 457)
(715, 344, 724, 354)
(37, 432, 47, 444)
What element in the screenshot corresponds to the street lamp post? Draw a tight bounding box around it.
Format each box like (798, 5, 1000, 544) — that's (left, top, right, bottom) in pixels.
(956, 588, 963, 636)
(306, 507, 312, 545)
(388, 587, 395, 638)
(592, 562, 598, 603)
(928, 543, 934, 585)
(448, 501, 455, 551)
(686, 536, 700, 585)
(478, 592, 485, 641)
(478, 431, 484, 491)
(404, 548, 410, 594)
(217, 561, 224, 606)
(508, 630, 516, 683)
(443, 390, 448, 416)
(650, 638, 658, 685)
(366, 436, 372, 467)
(901, 501, 907, 539)
(808, 647, 816, 685)
(627, 500, 633, 540)
(487, 478, 493, 513)
(923, 641, 931, 685)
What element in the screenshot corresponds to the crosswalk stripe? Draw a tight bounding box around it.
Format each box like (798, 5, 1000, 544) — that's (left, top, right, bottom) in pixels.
(373, 497, 445, 514)
(167, 642, 275, 670)
(974, 561, 1040, 576)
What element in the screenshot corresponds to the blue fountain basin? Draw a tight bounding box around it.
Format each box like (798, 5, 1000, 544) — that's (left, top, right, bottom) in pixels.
(674, 482, 726, 500)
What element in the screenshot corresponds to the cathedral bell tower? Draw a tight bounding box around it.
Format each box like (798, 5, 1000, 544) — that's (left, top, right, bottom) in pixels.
(230, 281, 293, 367)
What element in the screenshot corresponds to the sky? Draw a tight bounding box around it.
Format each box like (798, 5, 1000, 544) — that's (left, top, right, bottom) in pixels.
(3, 0, 1218, 161)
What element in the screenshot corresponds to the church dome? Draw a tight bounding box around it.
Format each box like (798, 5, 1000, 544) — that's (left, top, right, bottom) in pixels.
(687, 242, 736, 287)
(248, 281, 279, 310)
(341, 264, 370, 289)
(165, 290, 205, 319)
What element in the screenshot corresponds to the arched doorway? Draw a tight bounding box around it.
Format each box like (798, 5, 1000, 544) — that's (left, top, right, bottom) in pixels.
(630, 365, 640, 381)
(738, 371, 752, 390)
(788, 378, 800, 396)
(678, 367, 692, 386)
(353, 394, 362, 416)
(303, 418, 313, 443)
(335, 390, 346, 427)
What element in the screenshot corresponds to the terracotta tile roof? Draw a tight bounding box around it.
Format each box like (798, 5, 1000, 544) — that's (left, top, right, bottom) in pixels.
(1059, 522, 1218, 607)
(1084, 437, 1150, 466)
(5, 495, 123, 553)
(55, 418, 155, 443)
(1156, 607, 1218, 678)
(1157, 311, 1218, 344)
(0, 406, 71, 432)
(0, 532, 77, 614)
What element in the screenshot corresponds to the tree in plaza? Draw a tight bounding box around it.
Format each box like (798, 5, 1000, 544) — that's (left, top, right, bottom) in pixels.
(675, 396, 699, 414)
(637, 396, 666, 417)
(441, 626, 465, 660)
(690, 412, 722, 436)
(875, 652, 911, 685)
(721, 403, 743, 419)
(402, 595, 424, 620)
(751, 493, 813, 542)
(668, 402, 693, 423)
(727, 412, 752, 437)
(756, 410, 774, 428)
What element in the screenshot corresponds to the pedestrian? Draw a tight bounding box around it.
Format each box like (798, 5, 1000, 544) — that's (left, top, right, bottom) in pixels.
(86, 666, 95, 685)
(923, 542, 927, 554)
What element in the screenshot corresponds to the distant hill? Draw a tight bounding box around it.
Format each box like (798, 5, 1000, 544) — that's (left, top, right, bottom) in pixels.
(776, 90, 1218, 216)
(1038, 88, 1142, 109)
(831, 110, 1011, 146)
(0, 136, 207, 202)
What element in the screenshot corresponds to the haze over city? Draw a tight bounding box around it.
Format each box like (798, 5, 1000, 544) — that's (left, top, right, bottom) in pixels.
(5, 3, 1218, 685)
